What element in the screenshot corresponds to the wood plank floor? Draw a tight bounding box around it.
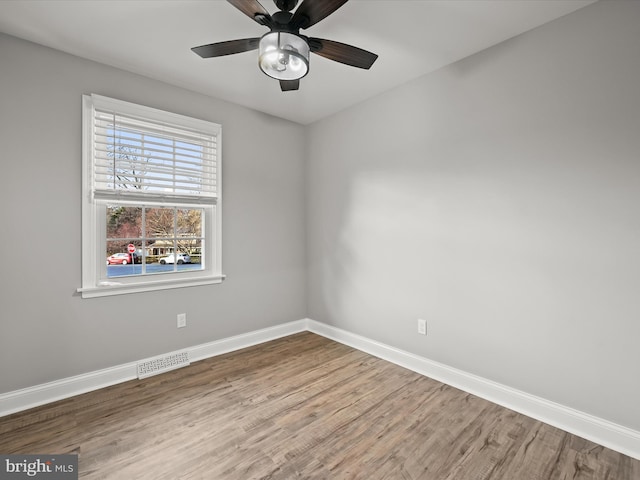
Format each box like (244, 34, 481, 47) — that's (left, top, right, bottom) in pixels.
(0, 332, 638, 479)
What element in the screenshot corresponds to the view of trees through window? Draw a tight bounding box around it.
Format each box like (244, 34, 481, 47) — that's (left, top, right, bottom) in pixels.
(106, 205, 203, 277)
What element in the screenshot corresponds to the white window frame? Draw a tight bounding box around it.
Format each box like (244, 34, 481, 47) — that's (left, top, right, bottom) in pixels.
(78, 94, 223, 298)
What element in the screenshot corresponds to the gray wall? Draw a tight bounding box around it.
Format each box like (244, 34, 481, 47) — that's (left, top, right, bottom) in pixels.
(0, 33, 307, 393)
(306, 1, 640, 431)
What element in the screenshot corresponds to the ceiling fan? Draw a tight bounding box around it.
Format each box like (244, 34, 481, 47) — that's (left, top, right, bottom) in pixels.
(191, 0, 378, 92)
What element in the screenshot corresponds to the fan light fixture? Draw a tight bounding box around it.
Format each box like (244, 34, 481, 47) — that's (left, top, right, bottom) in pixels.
(258, 32, 309, 81)
(192, 0, 379, 92)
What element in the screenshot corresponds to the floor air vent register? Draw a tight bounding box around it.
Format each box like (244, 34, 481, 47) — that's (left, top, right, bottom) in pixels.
(137, 351, 190, 379)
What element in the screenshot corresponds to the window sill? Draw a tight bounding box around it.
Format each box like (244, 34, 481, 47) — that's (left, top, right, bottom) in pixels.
(77, 274, 226, 298)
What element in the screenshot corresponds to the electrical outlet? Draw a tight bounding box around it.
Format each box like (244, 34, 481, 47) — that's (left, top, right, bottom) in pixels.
(417, 318, 427, 335)
(177, 313, 187, 328)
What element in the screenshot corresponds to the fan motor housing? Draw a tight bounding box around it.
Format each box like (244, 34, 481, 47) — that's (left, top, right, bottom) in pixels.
(271, 11, 296, 30)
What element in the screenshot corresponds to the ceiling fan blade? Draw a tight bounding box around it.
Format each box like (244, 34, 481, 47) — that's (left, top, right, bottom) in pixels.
(290, 0, 349, 29)
(227, 0, 272, 25)
(309, 38, 378, 69)
(280, 79, 300, 91)
(192, 38, 261, 58)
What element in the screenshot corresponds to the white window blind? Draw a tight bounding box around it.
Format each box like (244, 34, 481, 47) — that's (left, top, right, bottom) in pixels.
(90, 95, 219, 205)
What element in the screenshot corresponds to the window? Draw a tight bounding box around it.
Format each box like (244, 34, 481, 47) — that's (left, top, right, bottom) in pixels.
(78, 94, 223, 298)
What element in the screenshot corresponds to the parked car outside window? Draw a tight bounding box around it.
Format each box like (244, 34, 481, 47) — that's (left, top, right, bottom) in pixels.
(106, 252, 141, 265)
(159, 253, 191, 265)
(107, 252, 132, 265)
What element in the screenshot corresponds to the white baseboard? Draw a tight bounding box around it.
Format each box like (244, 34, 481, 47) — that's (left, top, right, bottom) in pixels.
(0, 363, 139, 419)
(0, 319, 307, 418)
(189, 319, 307, 362)
(306, 319, 640, 461)
(1, 317, 638, 461)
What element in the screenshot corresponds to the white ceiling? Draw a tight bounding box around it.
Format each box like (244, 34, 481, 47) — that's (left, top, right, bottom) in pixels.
(0, 0, 596, 125)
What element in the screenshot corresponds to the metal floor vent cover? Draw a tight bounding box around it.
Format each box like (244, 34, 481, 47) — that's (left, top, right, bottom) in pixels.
(137, 351, 190, 379)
